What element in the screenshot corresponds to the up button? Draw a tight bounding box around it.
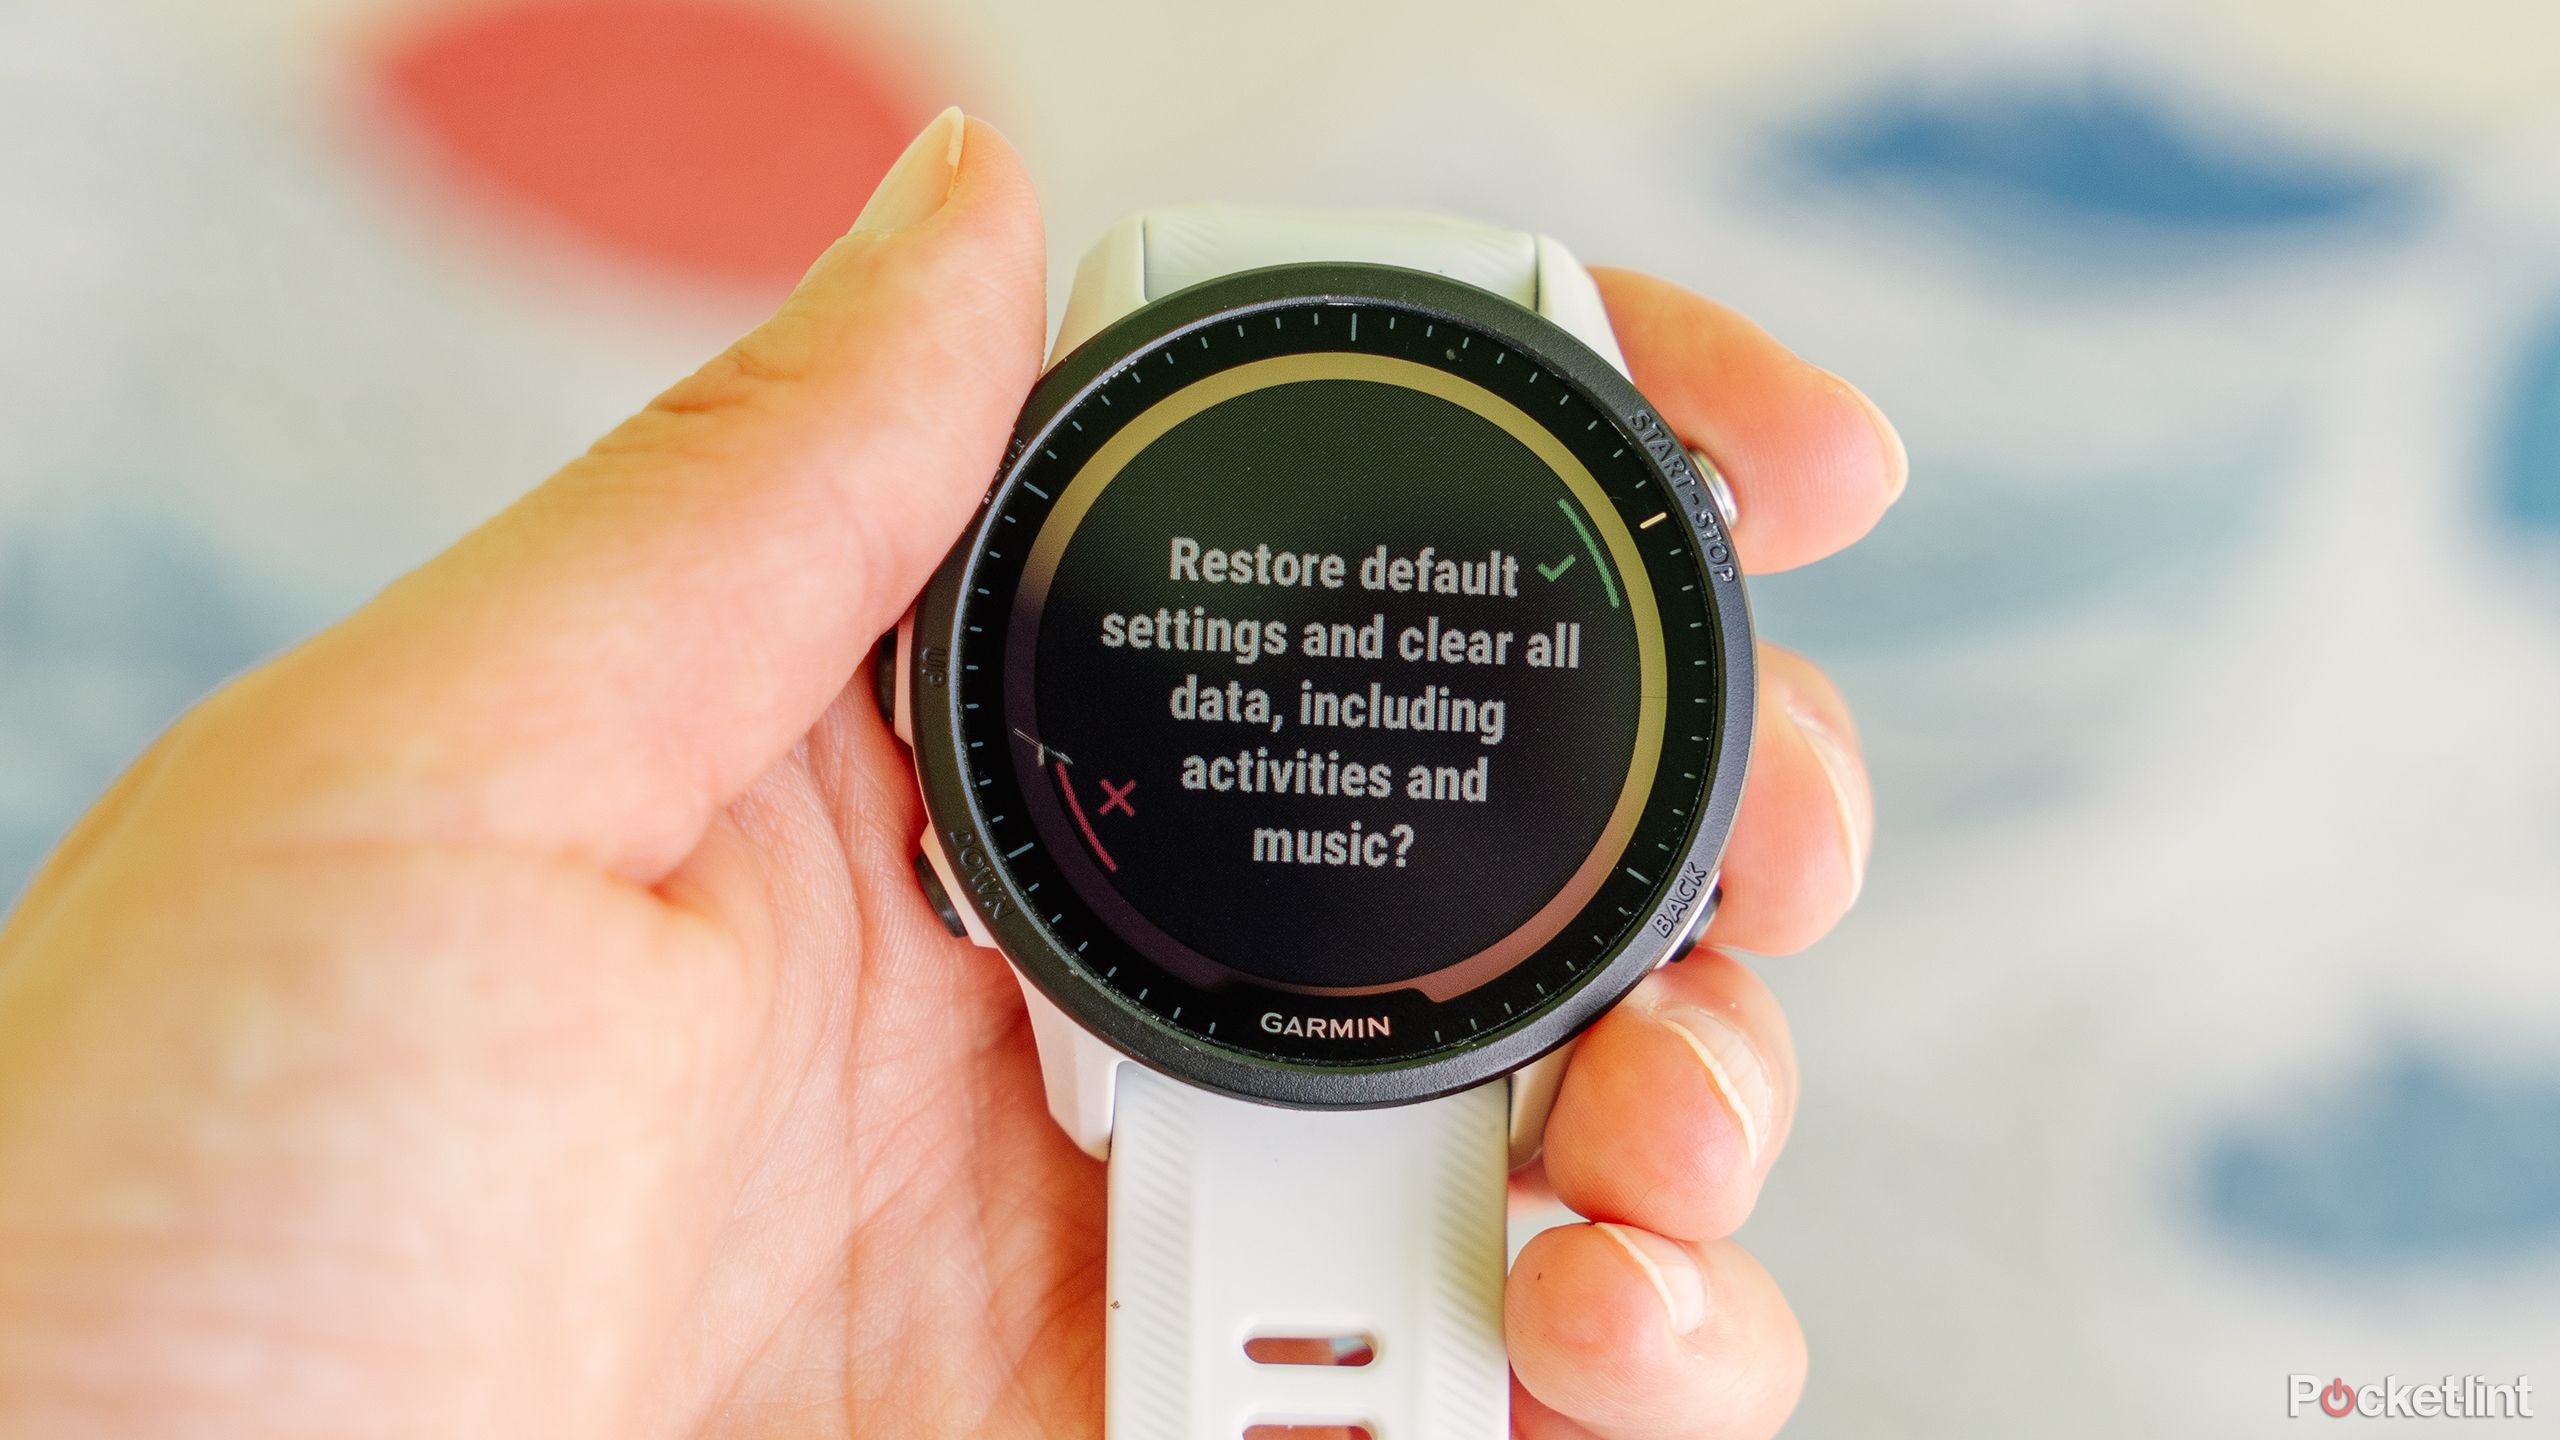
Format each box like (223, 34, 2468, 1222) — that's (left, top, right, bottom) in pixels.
(869, 613, 916, 746)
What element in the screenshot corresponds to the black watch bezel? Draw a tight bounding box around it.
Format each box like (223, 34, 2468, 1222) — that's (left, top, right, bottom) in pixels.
(908, 262, 1755, 1110)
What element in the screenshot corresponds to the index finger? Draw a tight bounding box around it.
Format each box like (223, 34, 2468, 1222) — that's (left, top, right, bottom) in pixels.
(1594, 267, 1906, 574)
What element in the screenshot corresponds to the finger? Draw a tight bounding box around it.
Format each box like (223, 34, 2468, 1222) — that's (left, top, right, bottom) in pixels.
(1509, 1224, 1805, 1439)
(1704, 645, 1871, 955)
(1593, 266, 1904, 574)
(1542, 953, 1796, 1244)
(190, 109, 1045, 881)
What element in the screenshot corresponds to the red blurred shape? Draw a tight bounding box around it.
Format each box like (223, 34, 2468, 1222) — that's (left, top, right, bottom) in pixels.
(376, 0, 928, 289)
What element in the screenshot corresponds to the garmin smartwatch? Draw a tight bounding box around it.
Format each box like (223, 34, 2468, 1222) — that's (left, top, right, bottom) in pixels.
(882, 205, 1753, 1437)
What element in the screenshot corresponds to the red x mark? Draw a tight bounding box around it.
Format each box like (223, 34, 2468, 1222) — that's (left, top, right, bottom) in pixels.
(1099, 779, 1137, 818)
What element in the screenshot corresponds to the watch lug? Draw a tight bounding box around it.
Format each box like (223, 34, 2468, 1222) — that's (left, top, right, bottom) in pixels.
(1051, 212, 1150, 365)
(1532, 234, 1629, 377)
(1014, 968, 1124, 1160)
(1505, 1038, 1579, 1170)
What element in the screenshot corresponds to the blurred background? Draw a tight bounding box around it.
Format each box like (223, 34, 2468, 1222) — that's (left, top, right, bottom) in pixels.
(4, 0, 2556, 1432)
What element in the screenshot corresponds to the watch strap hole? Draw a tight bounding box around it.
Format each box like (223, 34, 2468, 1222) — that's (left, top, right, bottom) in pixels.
(1243, 1332, 1377, 1368)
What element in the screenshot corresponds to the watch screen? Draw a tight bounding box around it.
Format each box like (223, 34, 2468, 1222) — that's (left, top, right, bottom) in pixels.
(951, 299, 1725, 1066)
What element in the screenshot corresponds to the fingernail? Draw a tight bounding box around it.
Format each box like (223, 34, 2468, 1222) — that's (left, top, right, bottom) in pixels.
(1841, 378, 1907, 505)
(1785, 686, 1868, 905)
(853, 106, 966, 234)
(1646, 999, 1777, 1168)
(1595, 1223, 1710, 1335)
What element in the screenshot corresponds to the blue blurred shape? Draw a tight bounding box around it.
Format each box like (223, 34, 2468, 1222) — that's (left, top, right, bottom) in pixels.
(2497, 305, 2560, 536)
(2198, 1045, 2560, 1265)
(0, 508, 283, 901)
(1751, 442, 2275, 651)
(1784, 77, 2416, 236)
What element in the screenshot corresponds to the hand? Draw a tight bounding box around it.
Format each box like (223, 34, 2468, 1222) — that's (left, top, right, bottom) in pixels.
(0, 111, 1898, 1439)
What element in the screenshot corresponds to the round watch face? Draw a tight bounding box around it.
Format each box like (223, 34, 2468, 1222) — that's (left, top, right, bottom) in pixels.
(911, 264, 1752, 1107)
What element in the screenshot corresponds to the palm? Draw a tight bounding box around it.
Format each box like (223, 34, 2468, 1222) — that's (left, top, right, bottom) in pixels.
(649, 695, 1105, 1438)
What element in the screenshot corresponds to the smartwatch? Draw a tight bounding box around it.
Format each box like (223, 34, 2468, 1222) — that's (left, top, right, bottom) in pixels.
(883, 204, 1754, 1438)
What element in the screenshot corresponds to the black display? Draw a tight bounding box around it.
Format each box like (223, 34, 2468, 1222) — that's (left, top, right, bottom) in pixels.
(1015, 372, 1649, 999)
(922, 271, 1747, 1087)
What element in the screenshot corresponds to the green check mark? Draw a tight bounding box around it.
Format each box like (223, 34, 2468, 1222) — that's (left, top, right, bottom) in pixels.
(1554, 498, 1621, 608)
(1536, 554, 1576, 583)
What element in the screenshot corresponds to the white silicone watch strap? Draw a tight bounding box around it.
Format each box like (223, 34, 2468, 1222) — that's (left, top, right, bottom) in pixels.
(1109, 1068, 1511, 1439)
(1141, 204, 1541, 307)
(1098, 204, 1583, 1439)
(1049, 202, 1627, 376)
